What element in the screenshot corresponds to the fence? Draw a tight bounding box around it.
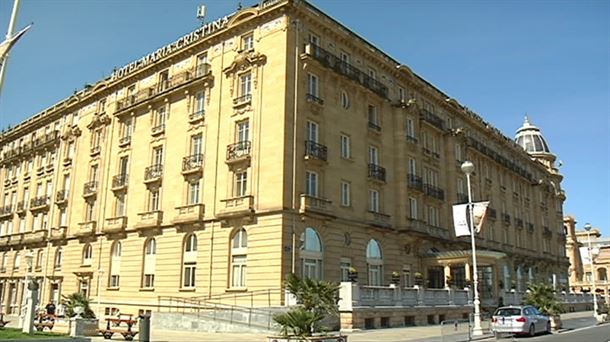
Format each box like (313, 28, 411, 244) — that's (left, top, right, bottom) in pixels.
(440, 313, 491, 342)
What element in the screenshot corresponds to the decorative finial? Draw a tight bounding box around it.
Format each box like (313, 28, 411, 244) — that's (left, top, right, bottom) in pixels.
(237, 2, 242, 10)
(524, 114, 529, 125)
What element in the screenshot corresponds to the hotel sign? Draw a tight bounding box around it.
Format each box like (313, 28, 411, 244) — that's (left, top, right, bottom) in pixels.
(111, 14, 233, 81)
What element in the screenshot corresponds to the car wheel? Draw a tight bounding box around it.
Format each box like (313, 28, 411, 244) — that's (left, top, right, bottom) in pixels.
(529, 324, 535, 337)
(546, 321, 552, 334)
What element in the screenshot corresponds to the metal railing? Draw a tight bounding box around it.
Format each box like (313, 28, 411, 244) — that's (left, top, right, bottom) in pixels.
(407, 174, 423, 190)
(304, 140, 327, 161)
(189, 109, 205, 122)
(112, 174, 129, 188)
(368, 163, 386, 182)
(424, 184, 444, 200)
(145, 164, 163, 181)
(305, 93, 324, 105)
(83, 181, 98, 196)
(421, 109, 445, 130)
(182, 154, 204, 172)
(368, 121, 381, 132)
(233, 94, 252, 106)
(226, 141, 251, 161)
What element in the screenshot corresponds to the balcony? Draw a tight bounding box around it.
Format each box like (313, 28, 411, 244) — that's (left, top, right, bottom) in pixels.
(23, 230, 47, 244)
(76, 221, 97, 236)
(90, 145, 101, 156)
(367, 121, 381, 133)
(366, 211, 392, 229)
(304, 141, 327, 162)
(456, 193, 468, 204)
(189, 109, 205, 123)
(226, 141, 251, 163)
(299, 194, 332, 216)
(182, 154, 204, 175)
(6, 233, 24, 246)
(305, 93, 324, 106)
(151, 123, 165, 136)
(368, 164, 386, 182)
(30, 196, 49, 211)
(502, 213, 511, 225)
(0, 205, 13, 219)
(407, 174, 423, 191)
(233, 94, 252, 107)
(144, 164, 163, 183)
(114, 64, 211, 114)
(55, 190, 68, 205)
(423, 184, 444, 200)
(405, 218, 450, 240)
(104, 216, 128, 233)
(304, 44, 388, 99)
(516, 218, 524, 228)
(406, 135, 418, 144)
(420, 109, 445, 131)
(16, 201, 27, 214)
(112, 174, 129, 191)
(173, 204, 205, 225)
(0, 236, 7, 245)
(83, 181, 98, 197)
(135, 211, 163, 230)
(217, 195, 254, 220)
(119, 135, 131, 147)
(49, 227, 67, 240)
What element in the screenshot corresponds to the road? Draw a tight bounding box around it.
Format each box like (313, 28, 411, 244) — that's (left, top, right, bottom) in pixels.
(505, 324, 610, 342)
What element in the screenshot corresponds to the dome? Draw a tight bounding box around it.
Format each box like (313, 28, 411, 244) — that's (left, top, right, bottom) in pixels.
(515, 116, 551, 154)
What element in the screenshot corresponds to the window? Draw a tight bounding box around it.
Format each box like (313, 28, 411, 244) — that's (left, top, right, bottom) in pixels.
(188, 181, 200, 205)
(301, 227, 323, 279)
(398, 87, 406, 102)
(231, 229, 248, 288)
(149, 188, 160, 211)
(35, 249, 43, 269)
(234, 171, 247, 197)
(339, 50, 350, 63)
(115, 193, 125, 217)
(308, 32, 320, 46)
(89, 164, 98, 182)
(424, 168, 439, 187)
(154, 106, 166, 129)
(368, 189, 379, 213)
(85, 200, 95, 221)
(14, 251, 21, 270)
(408, 158, 417, 176)
(118, 156, 129, 176)
(427, 205, 440, 227)
(182, 234, 198, 288)
(408, 197, 418, 219)
(1, 252, 7, 271)
(307, 73, 319, 98)
(194, 91, 205, 115)
(368, 146, 379, 165)
(241, 32, 254, 51)
(239, 73, 252, 97)
(366, 240, 383, 286)
(153, 146, 164, 166)
(110, 242, 121, 287)
(158, 70, 169, 91)
(120, 118, 132, 140)
(83, 244, 93, 266)
(340, 134, 351, 159)
(340, 181, 351, 207)
(236, 120, 249, 143)
(340, 257, 352, 282)
(143, 238, 156, 288)
(341, 91, 350, 109)
(367, 68, 376, 80)
(54, 247, 63, 269)
(368, 105, 379, 126)
(306, 121, 319, 143)
(196, 53, 208, 76)
(305, 171, 318, 197)
(406, 118, 416, 140)
(402, 265, 412, 287)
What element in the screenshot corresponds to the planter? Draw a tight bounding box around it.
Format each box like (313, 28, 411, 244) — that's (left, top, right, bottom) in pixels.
(347, 271, 358, 283)
(268, 335, 348, 342)
(596, 313, 608, 324)
(391, 275, 400, 285)
(550, 315, 561, 330)
(70, 318, 99, 337)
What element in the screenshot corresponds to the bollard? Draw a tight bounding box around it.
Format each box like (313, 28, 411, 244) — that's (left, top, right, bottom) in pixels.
(139, 314, 151, 342)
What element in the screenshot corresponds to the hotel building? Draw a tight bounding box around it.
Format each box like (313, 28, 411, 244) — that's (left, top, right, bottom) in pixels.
(0, 0, 569, 326)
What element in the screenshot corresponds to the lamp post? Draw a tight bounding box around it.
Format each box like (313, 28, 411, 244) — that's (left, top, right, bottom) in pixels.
(461, 161, 482, 336)
(97, 268, 104, 319)
(584, 223, 598, 317)
(21, 250, 36, 333)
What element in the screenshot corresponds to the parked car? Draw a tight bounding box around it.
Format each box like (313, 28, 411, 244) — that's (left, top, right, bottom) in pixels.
(491, 305, 551, 337)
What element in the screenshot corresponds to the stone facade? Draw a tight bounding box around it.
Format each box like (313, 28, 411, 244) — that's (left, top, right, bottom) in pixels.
(0, 0, 568, 321)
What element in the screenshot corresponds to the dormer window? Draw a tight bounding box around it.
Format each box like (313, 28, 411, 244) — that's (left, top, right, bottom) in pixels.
(241, 33, 254, 51)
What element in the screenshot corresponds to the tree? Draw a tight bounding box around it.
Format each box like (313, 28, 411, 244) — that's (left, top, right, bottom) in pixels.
(523, 283, 565, 316)
(273, 273, 340, 337)
(63, 292, 96, 319)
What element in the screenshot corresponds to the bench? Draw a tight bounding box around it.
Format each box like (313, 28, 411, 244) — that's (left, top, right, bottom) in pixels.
(97, 328, 139, 341)
(33, 313, 55, 331)
(98, 316, 139, 341)
(0, 313, 9, 328)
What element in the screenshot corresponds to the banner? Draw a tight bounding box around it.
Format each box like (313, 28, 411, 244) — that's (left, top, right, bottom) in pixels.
(453, 201, 490, 237)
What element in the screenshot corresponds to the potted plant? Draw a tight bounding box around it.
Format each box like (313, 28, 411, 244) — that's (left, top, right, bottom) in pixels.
(391, 271, 400, 285)
(523, 283, 565, 330)
(347, 267, 358, 283)
(414, 272, 424, 286)
(63, 292, 98, 336)
(269, 274, 345, 342)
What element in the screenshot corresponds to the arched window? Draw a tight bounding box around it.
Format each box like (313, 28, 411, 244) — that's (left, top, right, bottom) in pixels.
(110, 242, 121, 288)
(82, 244, 93, 266)
(366, 239, 383, 286)
(1, 252, 7, 272)
(53, 247, 62, 270)
(35, 249, 44, 270)
(14, 251, 21, 271)
(300, 227, 323, 279)
(143, 238, 156, 288)
(230, 229, 247, 288)
(182, 234, 197, 288)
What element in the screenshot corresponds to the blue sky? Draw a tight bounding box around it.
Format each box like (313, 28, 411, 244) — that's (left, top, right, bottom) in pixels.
(0, 0, 608, 236)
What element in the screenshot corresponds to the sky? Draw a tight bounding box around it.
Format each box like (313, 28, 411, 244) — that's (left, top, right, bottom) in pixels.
(0, 0, 608, 236)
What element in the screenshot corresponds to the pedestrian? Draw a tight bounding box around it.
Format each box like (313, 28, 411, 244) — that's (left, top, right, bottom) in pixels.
(45, 301, 56, 317)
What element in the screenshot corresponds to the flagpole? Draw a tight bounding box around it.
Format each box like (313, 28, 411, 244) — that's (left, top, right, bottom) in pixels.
(0, 0, 21, 99)
(461, 160, 483, 336)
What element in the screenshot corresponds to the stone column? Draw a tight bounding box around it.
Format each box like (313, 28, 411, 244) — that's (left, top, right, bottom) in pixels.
(443, 265, 451, 289)
(22, 279, 39, 334)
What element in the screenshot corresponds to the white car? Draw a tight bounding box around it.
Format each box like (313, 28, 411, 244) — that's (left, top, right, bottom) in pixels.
(491, 305, 551, 337)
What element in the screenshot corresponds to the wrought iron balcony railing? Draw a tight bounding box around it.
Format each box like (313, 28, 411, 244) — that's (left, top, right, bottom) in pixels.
(226, 141, 251, 161)
(407, 174, 423, 191)
(368, 164, 386, 182)
(189, 109, 205, 122)
(182, 154, 204, 172)
(368, 121, 381, 132)
(305, 93, 324, 105)
(83, 181, 98, 196)
(145, 164, 163, 181)
(233, 94, 252, 106)
(112, 174, 129, 188)
(420, 109, 445, 130)
(423, 184, 444, 200)
(304, 141, 327, 161)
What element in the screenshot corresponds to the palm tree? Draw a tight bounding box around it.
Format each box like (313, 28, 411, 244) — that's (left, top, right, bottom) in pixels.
(63, 292, 96, 319)
(273, 273, 340, 337)
(523, 283, 565, 316)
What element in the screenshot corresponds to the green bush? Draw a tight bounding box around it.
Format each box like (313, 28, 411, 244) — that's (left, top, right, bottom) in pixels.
(62, 292, 96, 319)
(523, 283, 565, 316)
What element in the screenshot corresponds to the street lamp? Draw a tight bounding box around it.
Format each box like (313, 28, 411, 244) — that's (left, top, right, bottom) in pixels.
(97, 268, 104, 319)
(584, 223, 598, 317)
(21, 249, 35, 333)
(461, 160, 483, 336)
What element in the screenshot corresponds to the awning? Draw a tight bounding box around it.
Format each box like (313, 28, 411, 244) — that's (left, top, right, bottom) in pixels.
(424, 250, 507, 261)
